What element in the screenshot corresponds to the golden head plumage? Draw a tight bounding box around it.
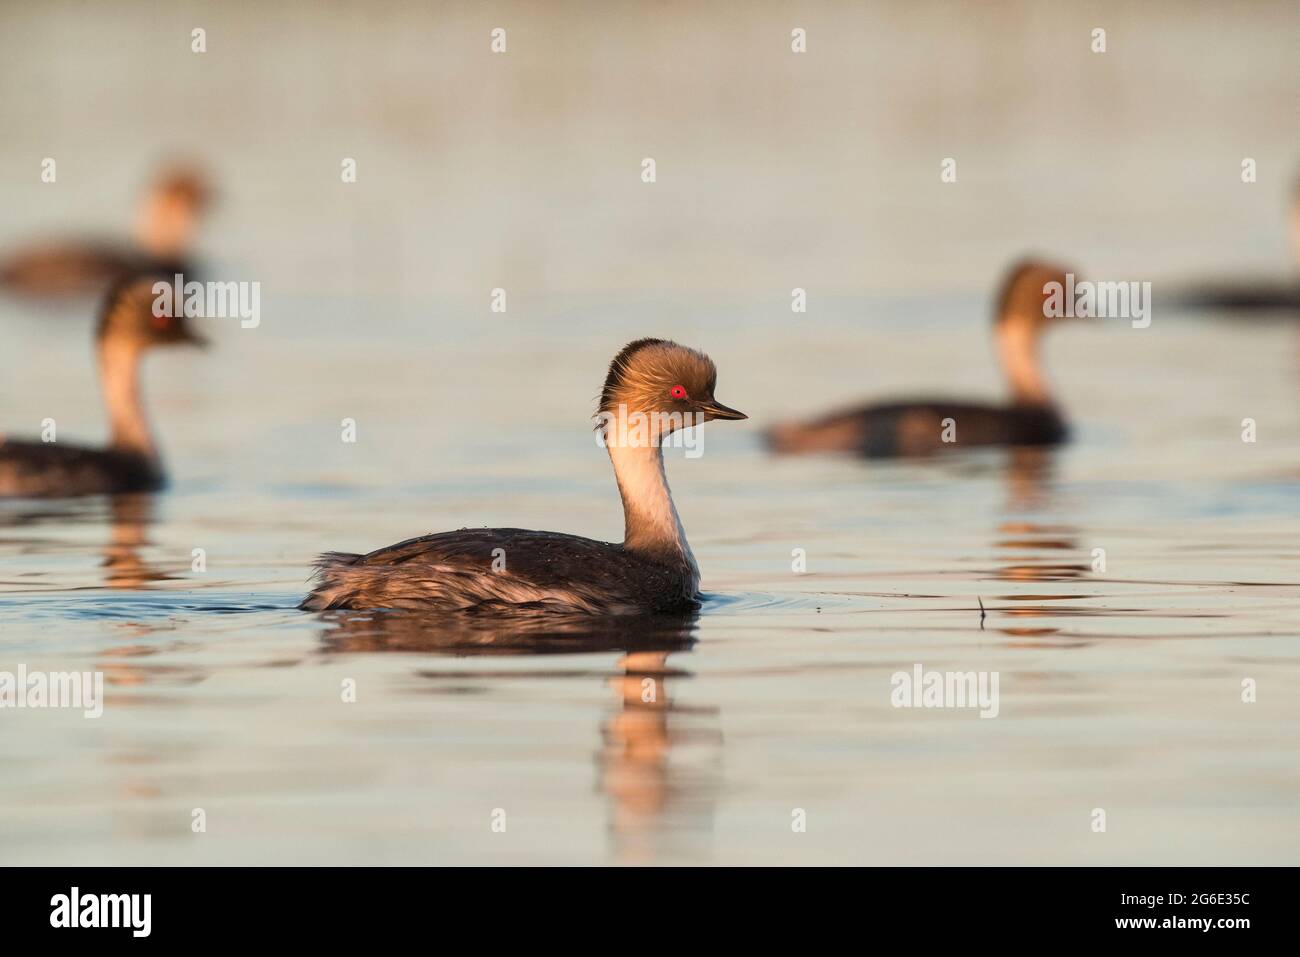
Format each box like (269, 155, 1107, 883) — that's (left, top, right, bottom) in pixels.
(597, 338, 746, 431)
(994, 258, 1075, 328)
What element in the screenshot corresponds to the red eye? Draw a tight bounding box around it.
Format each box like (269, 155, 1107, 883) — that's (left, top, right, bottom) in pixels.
(670, 385, 688, 400)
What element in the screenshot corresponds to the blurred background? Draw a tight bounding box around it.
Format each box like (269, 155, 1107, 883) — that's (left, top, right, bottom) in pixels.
(1, 1, 1298, 866)
(3, 0, 1298, 484)
(3, 0, 1298, 303)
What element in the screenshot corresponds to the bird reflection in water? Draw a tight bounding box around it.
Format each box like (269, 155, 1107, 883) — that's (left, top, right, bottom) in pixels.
(986, 447, 1094, 647)
(0, 494, 182, 690)
(316, 608, 721, 863)
(597, 647, 723, 864)
(0, 492, 172, 592)
(101, 494, 172, 590)
(96, 494, 194, 691)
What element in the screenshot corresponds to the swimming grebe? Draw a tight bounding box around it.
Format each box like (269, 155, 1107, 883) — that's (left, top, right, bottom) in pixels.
(0, 274, 204, 497)
(766, 259, 1072, 457)
(301, 339, 747, 613)
(1170, 176, 1300, 313)
(0, 166, 213, 300)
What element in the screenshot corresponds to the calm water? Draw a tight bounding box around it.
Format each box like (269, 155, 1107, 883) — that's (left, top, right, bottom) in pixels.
(2, 296, 1298, 865)
(2, 0, 1299, 866)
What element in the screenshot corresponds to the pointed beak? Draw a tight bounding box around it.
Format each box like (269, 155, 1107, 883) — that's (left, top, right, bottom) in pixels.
(699, 399, 748, 421)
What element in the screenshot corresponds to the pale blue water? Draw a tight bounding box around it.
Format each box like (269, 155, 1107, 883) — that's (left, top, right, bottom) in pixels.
(2, 294, 1298, 864)
(2, 0, 1299, 866)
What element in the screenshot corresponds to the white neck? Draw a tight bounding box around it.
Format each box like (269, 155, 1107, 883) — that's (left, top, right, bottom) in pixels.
(1291, 199, 1300, 271)
(996, 317, 1051, 406)
(98, 339, 156, 458)
(607, 435, 699, 588)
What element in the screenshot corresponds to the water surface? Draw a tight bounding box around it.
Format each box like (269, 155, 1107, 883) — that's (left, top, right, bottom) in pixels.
(2, 0, 1298, 866)
(2, 297, 1297, 866)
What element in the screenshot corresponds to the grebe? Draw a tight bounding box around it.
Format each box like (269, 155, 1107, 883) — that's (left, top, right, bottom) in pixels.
(0, 166, 212, 300)
(301, 338, 747, 613)
(767, 259, 1072, 457)
(1170, 176, 1300, 313)
(0, 274, 204, 497)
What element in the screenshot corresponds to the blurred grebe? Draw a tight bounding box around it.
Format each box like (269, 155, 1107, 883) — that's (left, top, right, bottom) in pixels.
(0, 166, 213, 300)
(767, 260, 1072, 457)
(0, 274, 204, 497)
(301, 339, 747, 613)
(1171, 179, 1300, 313)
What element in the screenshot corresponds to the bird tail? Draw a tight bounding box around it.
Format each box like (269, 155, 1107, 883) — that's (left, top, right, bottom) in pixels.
(299, 552, 362, 610)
